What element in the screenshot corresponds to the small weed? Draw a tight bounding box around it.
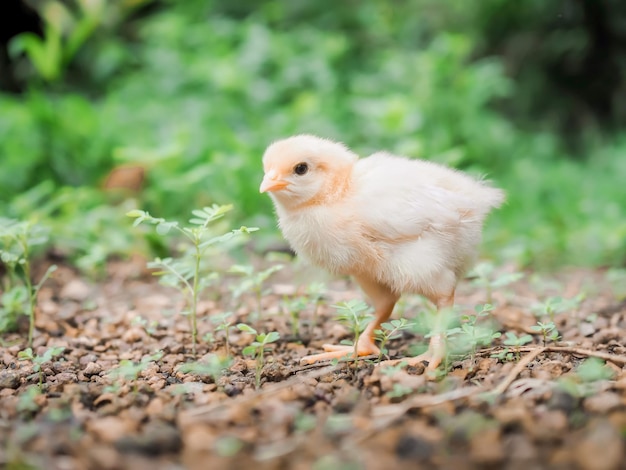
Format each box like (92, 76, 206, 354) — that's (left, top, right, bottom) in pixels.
(178, 354, 232, 388)
(558, 357, 615, 397)
(108, 351, 163, 393)
(18, 346, 65, 389)
(305, 282, 326, 329)
(448, 304, 501, 362)
(16, 385, 43, 415)
(469, 262, 523, 304)
(211, 312, 235, 356)
(0, 218, 57, 346)
(131, 315, 158, 336)
(532, 294, 584, 322)
(374, 318, 414, 362)
(283, 296, 308, 338)
(530, 321, 560, 346)
(386, 383, 414, 399)
(229, 264, 283, 323)
(237, 323, 280, 389)
(502, 331, 533, 360)
(128, 205, 258, 354)
(333, 300, 372, 363)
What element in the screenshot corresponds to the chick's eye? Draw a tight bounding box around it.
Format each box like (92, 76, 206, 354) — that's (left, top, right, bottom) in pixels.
(294, 163, 309, 175)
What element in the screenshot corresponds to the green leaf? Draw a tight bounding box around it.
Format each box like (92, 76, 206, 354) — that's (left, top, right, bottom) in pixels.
(237, 323, 257, 335)
(242, 345, 256, 356)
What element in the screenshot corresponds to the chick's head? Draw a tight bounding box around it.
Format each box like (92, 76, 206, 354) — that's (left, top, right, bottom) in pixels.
(260, 134, 358, 208)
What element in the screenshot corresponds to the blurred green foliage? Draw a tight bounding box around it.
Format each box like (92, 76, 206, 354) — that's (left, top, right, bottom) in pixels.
(0, 0, 625, 268)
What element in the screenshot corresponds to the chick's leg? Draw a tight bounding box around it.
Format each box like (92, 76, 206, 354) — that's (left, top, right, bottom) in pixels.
(383, 290, 454, 371)
(300, 276, 399, 365)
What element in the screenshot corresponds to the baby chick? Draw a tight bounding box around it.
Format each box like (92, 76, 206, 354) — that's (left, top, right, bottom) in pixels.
(260, 135, 504, 369)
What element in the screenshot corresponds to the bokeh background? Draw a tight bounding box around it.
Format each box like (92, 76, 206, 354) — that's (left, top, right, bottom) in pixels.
(1, 0, 625, 270)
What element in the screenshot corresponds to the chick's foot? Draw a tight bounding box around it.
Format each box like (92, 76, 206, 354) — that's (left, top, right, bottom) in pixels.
(300, 337, 379, 365)
(381, 333, 444, 371)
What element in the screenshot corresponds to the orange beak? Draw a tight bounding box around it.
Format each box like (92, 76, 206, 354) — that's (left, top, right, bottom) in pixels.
(260, 171, 288, 193)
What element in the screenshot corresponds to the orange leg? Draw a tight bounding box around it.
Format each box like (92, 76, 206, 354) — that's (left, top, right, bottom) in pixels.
(381, 290, 455, 371)
(300, 276, 399, 365)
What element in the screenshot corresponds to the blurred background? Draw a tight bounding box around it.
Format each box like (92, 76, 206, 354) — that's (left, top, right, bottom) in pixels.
(1, 0, 625, 271)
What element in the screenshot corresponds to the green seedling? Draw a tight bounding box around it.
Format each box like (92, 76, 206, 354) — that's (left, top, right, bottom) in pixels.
(502, 331, 533, 360)
(531, 294, 585, 322)
(386, 383, 414, 399)
(229, 264, 283, 322)
(491, 347, 514, 362)
(305, 282, 326, 329)
(18, 346, 65, 389)
(469, 262, 524, 304)
(127, 205, 258, 355)
(237, 323, 280, 389)
(107, 351, 163, 393)
(450, 304, 502, 362)
(211, 311, 235, 356)
(0, 286, 28, 333)
(530, 321, 560, 346)
(334, 300, 373, 363)
(177, 354, 232, 388)
(8, 0, 102, 82)
(283, 296, 308, 338)
(558, 357, 615, 397)
(17, 385, 43, 415)
(131, 315, 158, 336)
(0, 218, 57, 346)
(374, 318, 414, 362)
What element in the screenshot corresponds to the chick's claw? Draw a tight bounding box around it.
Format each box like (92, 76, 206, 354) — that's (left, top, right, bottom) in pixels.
(300, 340, 380, 365)
(381, 334, 445, 371)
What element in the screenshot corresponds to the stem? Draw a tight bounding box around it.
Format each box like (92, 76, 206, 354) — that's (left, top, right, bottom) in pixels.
(190, 243, 201, 356)
(352, 311, 360, 363)
(19, 237, 35, 348)
(225, 327, 230, 357)
(255, 348, 262, 389)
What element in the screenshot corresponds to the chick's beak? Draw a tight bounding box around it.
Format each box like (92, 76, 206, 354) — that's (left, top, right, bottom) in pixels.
(260, 171, 288, 193)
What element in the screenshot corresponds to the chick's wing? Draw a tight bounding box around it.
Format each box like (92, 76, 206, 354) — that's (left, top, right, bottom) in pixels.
(351, 153, 473, 243)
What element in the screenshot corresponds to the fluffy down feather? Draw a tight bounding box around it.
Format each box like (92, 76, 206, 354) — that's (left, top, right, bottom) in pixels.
(260, 134, 504, 368)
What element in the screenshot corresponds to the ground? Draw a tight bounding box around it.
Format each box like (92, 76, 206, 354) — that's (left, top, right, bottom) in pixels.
(1, 256, 626, 470)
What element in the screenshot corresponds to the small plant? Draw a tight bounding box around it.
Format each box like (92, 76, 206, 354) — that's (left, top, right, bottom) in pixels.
(531, 294, 584, 322)
(0, 218, 57, 346)
(237, 323, 280, 389)
(211, 312, 235, 356)
(558, 357, 615, 397)
(334, 300, 372, 363)
(450, 304, 502, 362)
(305, 282, 326, 329)
(530, 321, 560, 346)
(386, 383, 413, 399)
(177, 354, 232, 388)
(131, 315, 158, 337)
(127, 205, 258, 355)
(283, 296, 308, 338)
(8, 0, 103, 82)
(107, 351, 163, 393)
(229, 264, 284, 322)
(17, 385, 43, 415)
(18, 346, 65, 389)
(469, 262, 524, 304)
(374, 318, 414, 362)
(502, 331, 533, 360)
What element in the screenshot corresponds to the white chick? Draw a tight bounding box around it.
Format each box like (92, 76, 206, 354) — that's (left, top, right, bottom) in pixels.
(260, 135, 504, 369)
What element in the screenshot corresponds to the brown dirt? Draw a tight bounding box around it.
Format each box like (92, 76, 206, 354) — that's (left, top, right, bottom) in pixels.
(1, 257, 626, 470)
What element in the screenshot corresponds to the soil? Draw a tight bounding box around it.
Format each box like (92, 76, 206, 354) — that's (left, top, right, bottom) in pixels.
(1, 256, 626, 470)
